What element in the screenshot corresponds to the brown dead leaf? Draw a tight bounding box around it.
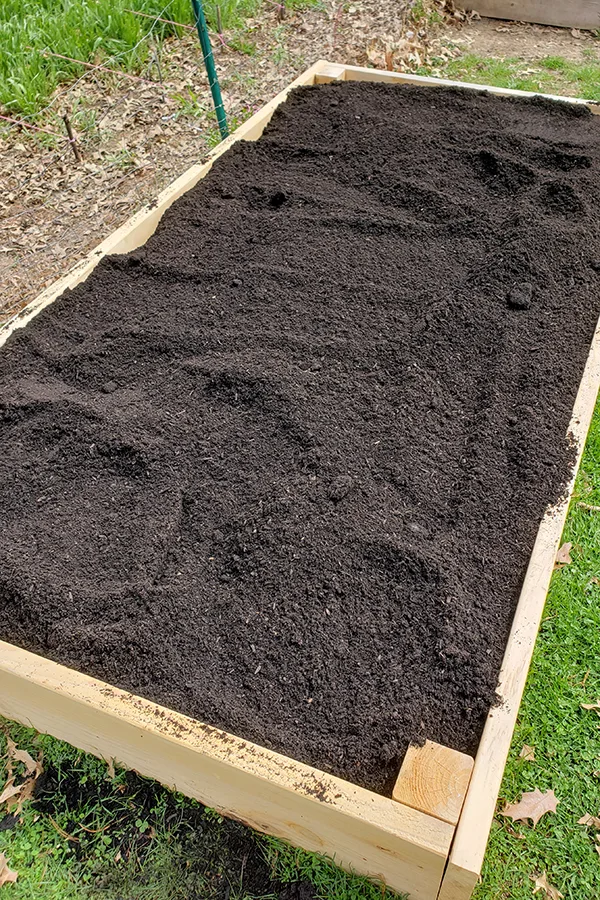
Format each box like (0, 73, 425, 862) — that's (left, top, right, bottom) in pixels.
(106, 758, 116, 780)
(578, 813, 600, 827)
(581, 701, 600, 715)
(555, 542, 572, 566)
(0, 741, 43, 814)
(11, 748, 37, 776)
(501, 788, 559, 826)
(519, 744, 535, 762)
(8, 776, 38, 814)
(0, 853, 17, 887)
(532, 872, 563, 900)
(0, 782, 21, 806)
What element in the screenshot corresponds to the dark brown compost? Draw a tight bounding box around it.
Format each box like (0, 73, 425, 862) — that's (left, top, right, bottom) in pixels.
(1, 83, 600, 795)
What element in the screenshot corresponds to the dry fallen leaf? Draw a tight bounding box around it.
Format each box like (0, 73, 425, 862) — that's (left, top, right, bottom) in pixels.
(0, 740, 43, 814)
(555, 542, 572, 566)
(0, 853, 17, 887)
(501, 788, 559, 826)
(532, 872, 563, 899)
(11, 748, 37, 776)
(578, 813, 600, 827)
(106, 758, 116, 780)
(9, 776, 38, 814)
(581, 701, 600, 715)
(0, 782, 21, 806)
(519, 744, 536, 762)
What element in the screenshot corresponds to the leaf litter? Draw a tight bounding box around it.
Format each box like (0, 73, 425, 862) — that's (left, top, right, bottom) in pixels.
(578, 813, 600, 828)
(532, 872, 563, 900)
(519, 744, 536, 761)
(0, 737, 43, 816)
(0, 853, 17, 887)
(554, 541, 572, 567)
(501, 788, 559, 827)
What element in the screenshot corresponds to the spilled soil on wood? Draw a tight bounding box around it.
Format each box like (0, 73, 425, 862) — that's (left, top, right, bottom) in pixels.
(1, 83, 600, 795)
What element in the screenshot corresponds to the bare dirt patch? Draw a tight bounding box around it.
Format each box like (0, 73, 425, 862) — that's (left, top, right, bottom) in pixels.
(441, 15, 600, 62)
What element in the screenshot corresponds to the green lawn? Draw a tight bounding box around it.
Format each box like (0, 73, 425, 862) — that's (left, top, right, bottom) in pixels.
(437, 51, 600, 101)
(0, 0, 281, 118)
(0, 0, 192, 118)
(2, 41, 600, 900)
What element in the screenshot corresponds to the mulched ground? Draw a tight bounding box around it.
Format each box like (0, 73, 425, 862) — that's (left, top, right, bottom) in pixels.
(1, 82, 599, 795)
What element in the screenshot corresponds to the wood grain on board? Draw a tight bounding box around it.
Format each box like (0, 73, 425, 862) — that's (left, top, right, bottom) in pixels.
(393, 741, 474, 826)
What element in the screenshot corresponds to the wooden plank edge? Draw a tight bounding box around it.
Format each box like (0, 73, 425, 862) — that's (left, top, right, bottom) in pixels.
(0, 58, 331, 351)
(0, 640, 453, 899)
(437, 312, 600, 900)
(436, 861, 480, 900)
(315, 62, 347, 83)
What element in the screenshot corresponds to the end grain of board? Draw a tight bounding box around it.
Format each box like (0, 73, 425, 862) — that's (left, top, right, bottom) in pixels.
(1, 82, 600, 797)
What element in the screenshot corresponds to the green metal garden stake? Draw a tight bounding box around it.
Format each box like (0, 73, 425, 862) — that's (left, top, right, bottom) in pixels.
(191, 0, 229, 139)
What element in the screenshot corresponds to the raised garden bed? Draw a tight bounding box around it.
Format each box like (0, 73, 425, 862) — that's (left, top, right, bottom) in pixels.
(1, 62, 600, 900)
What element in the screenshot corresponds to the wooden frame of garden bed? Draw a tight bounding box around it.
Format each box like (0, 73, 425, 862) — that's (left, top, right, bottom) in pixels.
(1, 61, 599, 900)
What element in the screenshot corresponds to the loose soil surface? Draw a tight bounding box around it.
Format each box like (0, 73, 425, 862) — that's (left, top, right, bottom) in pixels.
(1, 83, 600, 795)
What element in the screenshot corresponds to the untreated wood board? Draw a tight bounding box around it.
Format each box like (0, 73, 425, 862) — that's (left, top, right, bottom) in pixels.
(340, 63, 600, 113)
(0, 641, 453, 900)
(458, 0, 600, 30)
(393, 742, 474, 826)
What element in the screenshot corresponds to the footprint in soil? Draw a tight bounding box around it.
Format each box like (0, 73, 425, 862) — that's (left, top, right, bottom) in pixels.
(378, 179, 474, 224)
(539, 179, 584, 217)
(472, 149, 537, 195)
(465, 249, 542, 304)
